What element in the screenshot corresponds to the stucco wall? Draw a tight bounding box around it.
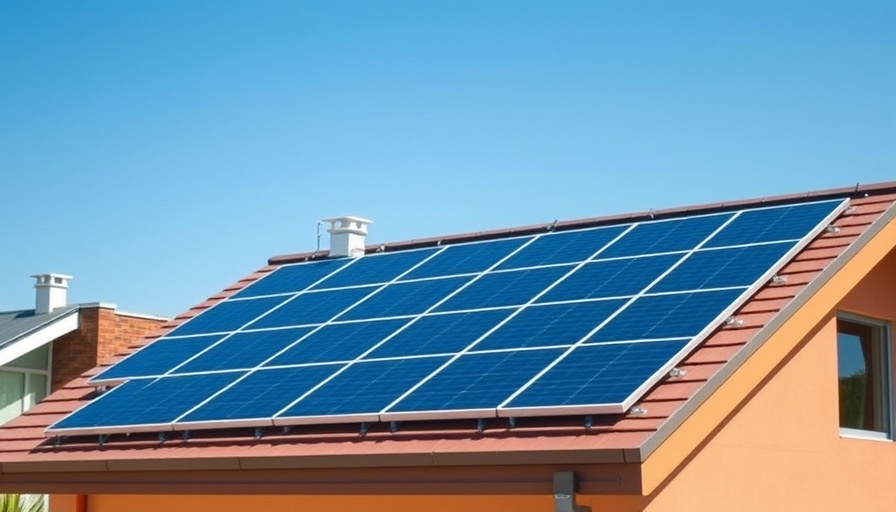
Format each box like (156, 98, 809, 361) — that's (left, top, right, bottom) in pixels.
(54, 493, 557, 512)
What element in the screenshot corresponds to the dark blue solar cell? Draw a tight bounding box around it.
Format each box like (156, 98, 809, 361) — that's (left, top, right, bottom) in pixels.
(537, 254, 681, 303)
(367, 309, 515, 358)
(496, 225, 628, 270)
(598, 213, 733, 259)
(91, 334, 226, 382)
(266, 319, 410, 366)
(338, 277, 471, 321)
(650, 242, 794, 293)
(231, 259, 349, 299)
(171, 296, 291, 336)
(401, 237, 532, 280)
(388, 348, 564, 413)
(474, 300, 626, 351)
(249, 286, 377, 329)
(590, 289, 744, 342)
(504, 340, 688, 408)
(704, 200, 842, 248)
(49, 372, 245, 431)
(179, 364, 344, 423)
(279, 356, 450, 418)
(173, 327, 314, 374)
(312, 248, 440, 289)
(434, 267, 570, 312)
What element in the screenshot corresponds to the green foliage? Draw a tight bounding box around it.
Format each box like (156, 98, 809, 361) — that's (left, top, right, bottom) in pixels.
(839, 371, 867, 429)
(0, 494, 44, 512)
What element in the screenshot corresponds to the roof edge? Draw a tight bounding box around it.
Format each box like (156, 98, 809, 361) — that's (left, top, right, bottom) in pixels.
(632, 197, 896, 469)
(269, 181, 896, 265)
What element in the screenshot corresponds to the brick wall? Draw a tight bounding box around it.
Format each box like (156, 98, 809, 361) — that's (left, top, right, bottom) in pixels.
(50, 306, 166, 391)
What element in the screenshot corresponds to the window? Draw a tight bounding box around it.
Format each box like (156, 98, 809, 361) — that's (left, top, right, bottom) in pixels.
(0, 344, 50, 425)
(837, 315, 891, 439)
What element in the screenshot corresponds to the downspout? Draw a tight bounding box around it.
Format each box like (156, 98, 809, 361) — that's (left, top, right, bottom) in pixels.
(75, 494, 87, 512)
(553, 472, 590, 512)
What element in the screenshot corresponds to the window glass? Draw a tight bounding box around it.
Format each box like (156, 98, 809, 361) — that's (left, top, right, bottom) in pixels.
(837, 318, 890, 436)
(25, 374, 48, 409)
(0, 371, 25, 424)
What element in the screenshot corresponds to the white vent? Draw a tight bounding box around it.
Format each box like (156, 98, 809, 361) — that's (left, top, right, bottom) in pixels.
(32, 273, 72, 315)
(322, 216, 372, 258)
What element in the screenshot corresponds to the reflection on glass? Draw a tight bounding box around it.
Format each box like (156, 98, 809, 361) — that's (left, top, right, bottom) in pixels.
(837, 320, 888, 434)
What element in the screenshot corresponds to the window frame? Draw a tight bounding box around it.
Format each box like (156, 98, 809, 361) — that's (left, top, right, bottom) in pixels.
(836, 312, 893, 441)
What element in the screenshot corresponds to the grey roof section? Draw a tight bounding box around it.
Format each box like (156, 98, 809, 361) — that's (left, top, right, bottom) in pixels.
(0, 306, 80, 350)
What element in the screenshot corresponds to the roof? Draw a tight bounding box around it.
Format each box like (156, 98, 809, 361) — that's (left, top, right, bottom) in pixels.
(0, 306, 79, 367)
(0, 306, 78, 349)
(1, 181, 895, 495)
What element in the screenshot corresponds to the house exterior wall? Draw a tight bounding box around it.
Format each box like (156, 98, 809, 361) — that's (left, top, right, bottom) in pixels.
(642, 248, 896, 511)
(50, 306, 165, 391)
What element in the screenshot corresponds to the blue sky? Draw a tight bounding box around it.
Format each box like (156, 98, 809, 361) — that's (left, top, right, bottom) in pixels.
(1, 1, 893, 318)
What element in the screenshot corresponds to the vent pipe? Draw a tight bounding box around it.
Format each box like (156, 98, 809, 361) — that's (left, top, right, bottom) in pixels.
(32, 273, 72, 315)
(322, 216, 372, 258)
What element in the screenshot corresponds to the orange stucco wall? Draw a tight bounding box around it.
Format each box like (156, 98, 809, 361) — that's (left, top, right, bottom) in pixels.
(67, 494, 555, 512)
(640, 248, 896, 511)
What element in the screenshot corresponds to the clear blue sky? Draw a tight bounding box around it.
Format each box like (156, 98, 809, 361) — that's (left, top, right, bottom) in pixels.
(1, 1, 893, 318)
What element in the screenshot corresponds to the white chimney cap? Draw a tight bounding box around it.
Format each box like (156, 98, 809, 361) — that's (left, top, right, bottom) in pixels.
(322, 216, 372, 258)
(31, 273, 73, 315)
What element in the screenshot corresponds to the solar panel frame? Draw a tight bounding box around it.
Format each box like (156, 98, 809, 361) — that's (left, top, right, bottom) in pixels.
(47, 198, 848, 436)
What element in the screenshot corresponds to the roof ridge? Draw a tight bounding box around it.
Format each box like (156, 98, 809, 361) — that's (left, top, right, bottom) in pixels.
(269, 180, 896, 265)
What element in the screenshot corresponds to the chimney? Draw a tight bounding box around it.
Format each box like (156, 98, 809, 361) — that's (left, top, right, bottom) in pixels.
(32, 273, 72, 315)
(322, 216, 372, 258)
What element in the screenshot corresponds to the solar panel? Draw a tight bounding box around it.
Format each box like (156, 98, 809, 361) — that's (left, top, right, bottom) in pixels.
(179, 365, 344, 426)
(367, 309, 514, 358)
(231, 259, 350, 299)
(278, 357, 451, 422)
(173, 327, 315, 374)
(93, 334, 226, 382)
(48, 198, 846, 436)
(267, 319, 410, 366)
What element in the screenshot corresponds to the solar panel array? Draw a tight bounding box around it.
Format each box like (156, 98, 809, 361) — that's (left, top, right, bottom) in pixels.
(46, 199, 846, 436)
